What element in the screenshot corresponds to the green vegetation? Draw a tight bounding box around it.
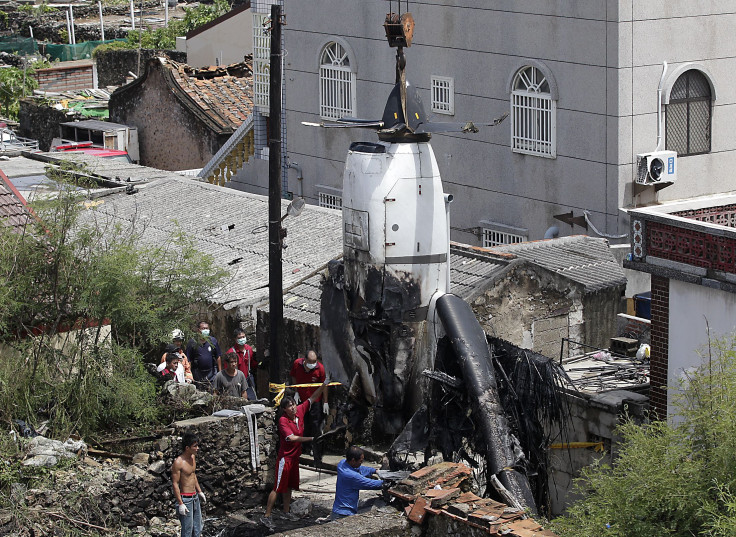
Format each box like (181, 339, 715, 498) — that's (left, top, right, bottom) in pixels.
(93, 0, 231, 54)
(0, 65, 38, 120)
(17, 2, 56, 14)
(0, 164, 228, 441)
(551, 334, 736, 537)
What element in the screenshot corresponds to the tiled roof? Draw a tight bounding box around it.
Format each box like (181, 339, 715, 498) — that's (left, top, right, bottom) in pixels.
(0, 170, 32, 232)
(76, 177, 342, 312)
(491, 235, 627, 292)
(168, 60, 253, 132)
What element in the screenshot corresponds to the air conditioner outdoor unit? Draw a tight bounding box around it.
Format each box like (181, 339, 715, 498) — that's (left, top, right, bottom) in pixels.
(636, 150, 677, 185)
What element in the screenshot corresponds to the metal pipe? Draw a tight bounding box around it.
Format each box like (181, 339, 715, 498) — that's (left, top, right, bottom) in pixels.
(164, 0, 168, 27)
(65, 11, 72, 45)
(69, 5, 76, 45)
(268, 4, 284, 400)
(98, 1, 105, 41)
(287, 162, 303, 198)
(130, 0, 135, 30)
(444, 193, 453, 292)
(656, 61, 668, 152)
(29, 26, 33, 40)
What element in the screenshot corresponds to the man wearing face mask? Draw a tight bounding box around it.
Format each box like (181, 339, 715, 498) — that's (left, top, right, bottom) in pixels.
(289, 350, 329, 460)
(186, 320, 222, 389)
(225, 328, 257, 400)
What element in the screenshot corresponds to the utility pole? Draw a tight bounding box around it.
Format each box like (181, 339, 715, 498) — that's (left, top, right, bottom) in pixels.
(267, 4, 284, 401)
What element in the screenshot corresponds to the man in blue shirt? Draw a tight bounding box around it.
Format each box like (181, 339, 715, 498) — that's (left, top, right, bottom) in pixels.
(186, 320, 222, 388)
(331, 446, 384, 520)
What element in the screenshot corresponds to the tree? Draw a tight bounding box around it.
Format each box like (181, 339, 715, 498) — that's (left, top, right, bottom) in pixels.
(0, 65, 37, 120)
(0, 165, 229, 438)
(551, 334, 736, 537)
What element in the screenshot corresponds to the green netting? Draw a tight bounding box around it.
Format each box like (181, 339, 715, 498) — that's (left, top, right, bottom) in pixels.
(45, 39, 126, 62)
(0, 36, 38, 55)
(68, 100, 109, 119)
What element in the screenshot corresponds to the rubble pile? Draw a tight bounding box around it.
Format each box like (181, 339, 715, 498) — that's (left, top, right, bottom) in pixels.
(389, 463, 558, 537)
(4, 407, 276, 535)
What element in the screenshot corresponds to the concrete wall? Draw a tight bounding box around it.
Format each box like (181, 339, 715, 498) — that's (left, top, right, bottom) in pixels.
(228, 1, 736, 246)
(667, 278, 736, 412)
(186, 9, 253, 68)
(109, 61, 226, 170)
(547, 388, 648, 515)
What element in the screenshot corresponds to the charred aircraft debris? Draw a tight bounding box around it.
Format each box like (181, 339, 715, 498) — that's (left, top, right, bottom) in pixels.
(310, 5, 575, 517)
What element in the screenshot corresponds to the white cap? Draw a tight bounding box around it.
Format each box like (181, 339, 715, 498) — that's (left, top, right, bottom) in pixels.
(172, 329, 184, 340)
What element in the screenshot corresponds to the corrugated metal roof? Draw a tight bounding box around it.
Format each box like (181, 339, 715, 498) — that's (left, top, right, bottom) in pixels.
(492, 236, 626, 292)
(76, 177, 342, 311)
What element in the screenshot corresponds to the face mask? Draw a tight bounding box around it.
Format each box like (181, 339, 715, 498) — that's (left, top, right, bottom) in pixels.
(237, 337, 247, 345)
(200, 329, 210, 337)
(305, 362, 317, 370)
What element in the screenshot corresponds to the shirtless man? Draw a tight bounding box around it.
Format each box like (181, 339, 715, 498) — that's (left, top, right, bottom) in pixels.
(171, 433, 206, 537)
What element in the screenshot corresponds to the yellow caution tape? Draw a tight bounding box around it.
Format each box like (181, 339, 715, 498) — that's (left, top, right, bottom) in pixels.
(548, 442, 604, 452)
(269, 381, 342, 407)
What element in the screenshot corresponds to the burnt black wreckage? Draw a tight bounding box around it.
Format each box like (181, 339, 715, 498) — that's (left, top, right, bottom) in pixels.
(307, 5, 569, 515)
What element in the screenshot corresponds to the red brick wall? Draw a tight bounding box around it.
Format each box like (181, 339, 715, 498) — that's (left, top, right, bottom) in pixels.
(649, 275, 670, 419)
(34, 65, 94, 92)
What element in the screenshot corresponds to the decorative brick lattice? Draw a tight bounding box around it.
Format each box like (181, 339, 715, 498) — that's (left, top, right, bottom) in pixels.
(646, 221, 736, 273)
(673, 204, 736, 228)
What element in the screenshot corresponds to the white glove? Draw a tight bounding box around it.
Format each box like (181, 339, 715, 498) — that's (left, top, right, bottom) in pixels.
(178, 503, 189, 516)
(293, 392, 301, 404)
(322, 402, 329, 415)
(198, 492, 206, 504)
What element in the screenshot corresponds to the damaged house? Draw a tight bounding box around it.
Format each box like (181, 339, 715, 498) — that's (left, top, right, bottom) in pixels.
(109, 58, 253, 171)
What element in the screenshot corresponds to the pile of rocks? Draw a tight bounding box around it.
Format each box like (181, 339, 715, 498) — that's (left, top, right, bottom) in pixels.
(9, 405, 276, 534)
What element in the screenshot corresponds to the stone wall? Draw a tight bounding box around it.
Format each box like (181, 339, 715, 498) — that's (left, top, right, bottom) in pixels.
(108, 58, 223, 170)
(111, 407, 276, 526)
(18, 98, 80, 151)
(96, 49, 186, 88)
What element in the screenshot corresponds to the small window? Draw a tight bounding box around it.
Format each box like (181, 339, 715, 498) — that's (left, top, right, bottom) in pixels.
(319, 192, 342, 210)
(511, 66, 556, 158)
(482, 228, 526, 248)
(252, 13, 271, 112)
(431, 75, 454, 115)
(319, 41, 356, 120)
(666, 70, 712, 156)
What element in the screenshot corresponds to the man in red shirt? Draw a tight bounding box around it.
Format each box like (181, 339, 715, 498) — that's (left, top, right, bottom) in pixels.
(261, 378, 329, 529)
(225, 329, 257, 400)
(289, 351, 329, 460)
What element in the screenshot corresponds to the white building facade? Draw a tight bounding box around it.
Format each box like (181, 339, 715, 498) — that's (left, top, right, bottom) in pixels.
(231, 1, 735, 246)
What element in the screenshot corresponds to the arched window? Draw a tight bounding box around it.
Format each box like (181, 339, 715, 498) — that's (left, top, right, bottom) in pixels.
(666, 69, 712, 156)
(511, 66, 556, 158)
(319, 41, 356, 120)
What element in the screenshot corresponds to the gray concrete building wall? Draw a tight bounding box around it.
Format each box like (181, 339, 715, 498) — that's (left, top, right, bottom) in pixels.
(229, 1, 736, 248)
(186, 9, 253, 68)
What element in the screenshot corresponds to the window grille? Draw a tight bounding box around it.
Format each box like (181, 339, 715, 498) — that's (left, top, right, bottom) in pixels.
(482, 228, 525, 248)
(319, 192, 342, 210)
(666, 69, 712, 156)
(511, 66, 556, 158)
(319, 42, 356, 120)
(253, 13, 271, 112)
(431, 75, 454, 115)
